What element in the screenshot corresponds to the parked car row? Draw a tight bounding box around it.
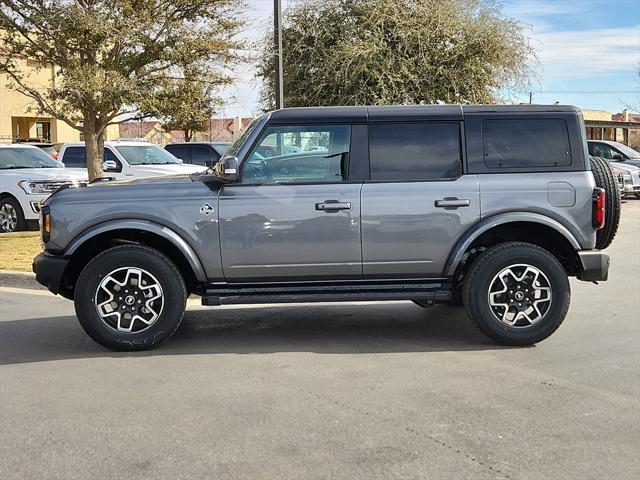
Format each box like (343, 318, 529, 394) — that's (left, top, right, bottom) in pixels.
(588, 140, 640, 199)
(1, 140, 211, 232)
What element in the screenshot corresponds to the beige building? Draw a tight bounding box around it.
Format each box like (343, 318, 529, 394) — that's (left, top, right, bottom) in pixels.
(582, 108, 639, 149)
(0, 58, 117, 144)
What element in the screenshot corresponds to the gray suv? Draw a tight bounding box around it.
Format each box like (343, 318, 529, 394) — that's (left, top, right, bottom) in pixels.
(33, 105, 619, 350)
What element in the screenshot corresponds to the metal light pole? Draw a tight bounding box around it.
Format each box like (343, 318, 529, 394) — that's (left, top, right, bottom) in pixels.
(274, 0, 284, 109)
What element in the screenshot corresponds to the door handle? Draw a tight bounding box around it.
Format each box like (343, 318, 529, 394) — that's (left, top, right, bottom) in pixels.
(316, 201, 352, 211)
(435, 198, 470, 209)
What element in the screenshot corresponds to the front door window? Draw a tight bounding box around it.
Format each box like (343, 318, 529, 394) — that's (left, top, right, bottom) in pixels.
(242, 125, 351, 184)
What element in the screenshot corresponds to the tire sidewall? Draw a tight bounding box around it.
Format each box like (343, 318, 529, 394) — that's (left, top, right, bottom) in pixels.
(467, 245, 570, 345)
(0, 197, 26, 232)
(75, 247, 186, 350)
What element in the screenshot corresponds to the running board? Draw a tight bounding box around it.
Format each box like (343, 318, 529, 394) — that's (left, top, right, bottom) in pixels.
(201, 280, 452, 306)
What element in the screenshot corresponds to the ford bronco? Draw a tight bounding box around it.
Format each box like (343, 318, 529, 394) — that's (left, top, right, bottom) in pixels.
(33, 105, 620, 350)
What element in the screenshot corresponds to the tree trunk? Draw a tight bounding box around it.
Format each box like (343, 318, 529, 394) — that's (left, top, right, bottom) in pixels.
(84, 117, 105, 182)
(184, 130, 192, 142)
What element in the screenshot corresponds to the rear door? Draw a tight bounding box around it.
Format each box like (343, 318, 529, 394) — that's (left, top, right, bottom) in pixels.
(219, 123, 363, 281)
(361, 122, 480, 277)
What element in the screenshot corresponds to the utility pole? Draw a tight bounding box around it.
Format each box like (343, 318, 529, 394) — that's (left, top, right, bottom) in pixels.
(274, 0, 284, 109)
(529, 91, 533, 104)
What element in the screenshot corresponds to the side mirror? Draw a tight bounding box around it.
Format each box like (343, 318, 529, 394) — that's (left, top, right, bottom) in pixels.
(214, 156, 239, 182)
(612, 153, 624, 160)
(103, 160, 118, 172)
(176, 158, 183, 164)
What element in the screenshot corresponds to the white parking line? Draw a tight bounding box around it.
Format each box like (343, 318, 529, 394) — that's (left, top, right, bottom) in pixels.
(0, 286, 408, 309)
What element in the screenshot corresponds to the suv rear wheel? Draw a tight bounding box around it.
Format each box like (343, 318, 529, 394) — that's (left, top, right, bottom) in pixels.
(463, 242, 570, 346)
(74, 244, 187, 351)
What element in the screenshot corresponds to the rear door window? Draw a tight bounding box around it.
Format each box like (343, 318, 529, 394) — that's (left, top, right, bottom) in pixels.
(165, 144, 189, 162)
(368, 123, 462, 181)
(482, 119, 571, 168)
(62, 147, 86, 167)
(191, 145, 217, 166)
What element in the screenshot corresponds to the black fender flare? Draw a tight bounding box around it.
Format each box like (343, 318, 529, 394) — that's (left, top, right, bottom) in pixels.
(443, 212, 581, 276)
(64, 219, 207, 282)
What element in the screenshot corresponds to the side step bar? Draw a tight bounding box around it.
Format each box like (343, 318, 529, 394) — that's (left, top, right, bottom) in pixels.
(201, 280, 452, 306)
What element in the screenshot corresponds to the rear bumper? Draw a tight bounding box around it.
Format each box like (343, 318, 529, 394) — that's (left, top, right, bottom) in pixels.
(577, 250, 609, 282)
(32, 252, 69, 294)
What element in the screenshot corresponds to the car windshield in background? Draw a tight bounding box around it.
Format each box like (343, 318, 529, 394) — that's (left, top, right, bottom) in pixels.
(614, 143, 640, 158)
(0, 147, 61, 169)
(115, 145, 181, 165)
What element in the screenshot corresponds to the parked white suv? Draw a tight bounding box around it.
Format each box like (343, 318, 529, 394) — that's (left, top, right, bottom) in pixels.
(0, 144, 87, 232)
(58, 141, 206, 178)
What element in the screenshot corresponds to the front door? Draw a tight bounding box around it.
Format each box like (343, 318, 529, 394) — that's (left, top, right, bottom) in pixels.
(219, 123, 362, 281)
(361, 122, 480, 277)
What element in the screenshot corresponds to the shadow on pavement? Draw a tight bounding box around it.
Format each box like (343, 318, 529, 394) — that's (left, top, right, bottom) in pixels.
(0, 303, 512, 365)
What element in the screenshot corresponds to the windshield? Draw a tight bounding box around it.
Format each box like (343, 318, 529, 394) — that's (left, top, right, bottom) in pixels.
(222, 116, 264, 160)
(613, 142, 640, 158)
(115, 145, 181, 165)
(0, 147, 61, 169)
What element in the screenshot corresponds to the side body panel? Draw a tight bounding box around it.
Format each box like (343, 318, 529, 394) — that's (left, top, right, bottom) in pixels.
(44, 176, 225, 280)
(218, 183, 363, 281)
(361, 175, 480, 277)
(477, 171, 596, 249)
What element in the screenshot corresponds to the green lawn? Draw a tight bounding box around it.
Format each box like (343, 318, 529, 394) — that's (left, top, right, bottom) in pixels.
(0, 231, 42, 272)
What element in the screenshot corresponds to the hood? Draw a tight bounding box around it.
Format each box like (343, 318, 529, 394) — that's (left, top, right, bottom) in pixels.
(610, 162, 640, 173)
(129, 164, 206, 176)
(97, 173, 194, 187)
(1, 167, 88, 181)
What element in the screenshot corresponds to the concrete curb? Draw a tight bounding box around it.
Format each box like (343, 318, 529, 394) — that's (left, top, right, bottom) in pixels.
(0, 270, 45, 290)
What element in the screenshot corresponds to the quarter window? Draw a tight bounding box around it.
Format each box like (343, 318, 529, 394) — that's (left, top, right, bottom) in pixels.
(242, 125, 351, 183)
(369, 123, 462, 181)
(483, 119, 571, 168)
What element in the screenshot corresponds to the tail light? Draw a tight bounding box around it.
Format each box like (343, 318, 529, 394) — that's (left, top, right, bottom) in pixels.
(592, 188, 605, 230)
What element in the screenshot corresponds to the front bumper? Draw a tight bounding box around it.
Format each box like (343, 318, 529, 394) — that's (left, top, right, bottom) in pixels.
(32, 252, 69, 294)
(577, 250, 610, 282)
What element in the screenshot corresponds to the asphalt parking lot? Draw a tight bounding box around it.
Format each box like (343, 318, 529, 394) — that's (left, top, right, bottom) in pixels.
(1, 202, 639, 480)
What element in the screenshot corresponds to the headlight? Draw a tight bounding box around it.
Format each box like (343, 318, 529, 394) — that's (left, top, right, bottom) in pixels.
(18, 180, 54, 195)
(622, 172, 632, 182)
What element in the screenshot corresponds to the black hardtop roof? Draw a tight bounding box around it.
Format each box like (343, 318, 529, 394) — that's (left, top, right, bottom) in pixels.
(268, 104, 581, 123)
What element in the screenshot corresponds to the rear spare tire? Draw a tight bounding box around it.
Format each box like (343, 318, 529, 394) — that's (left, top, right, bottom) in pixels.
(590, 155, 620, 249)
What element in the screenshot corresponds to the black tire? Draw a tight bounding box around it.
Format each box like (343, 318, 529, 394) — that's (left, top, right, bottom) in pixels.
(74, 244, 187, 351)
(0, 196, 27, 232)
(463, 242, 570, 346)
(589, 156, 621, 249)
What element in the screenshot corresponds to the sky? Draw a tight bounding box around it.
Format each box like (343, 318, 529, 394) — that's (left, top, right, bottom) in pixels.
(216, 0, 640, 117)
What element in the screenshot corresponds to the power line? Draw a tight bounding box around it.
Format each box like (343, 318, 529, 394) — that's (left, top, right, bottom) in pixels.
(536, 91, 638, 94)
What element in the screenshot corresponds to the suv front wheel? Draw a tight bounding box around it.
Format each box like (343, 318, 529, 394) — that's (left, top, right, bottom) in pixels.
(74, 245, 187, 351)
(463, 242, 570, 346)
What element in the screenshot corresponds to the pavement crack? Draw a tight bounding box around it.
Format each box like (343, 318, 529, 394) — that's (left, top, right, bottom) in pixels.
(252, 374, 512, 479)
